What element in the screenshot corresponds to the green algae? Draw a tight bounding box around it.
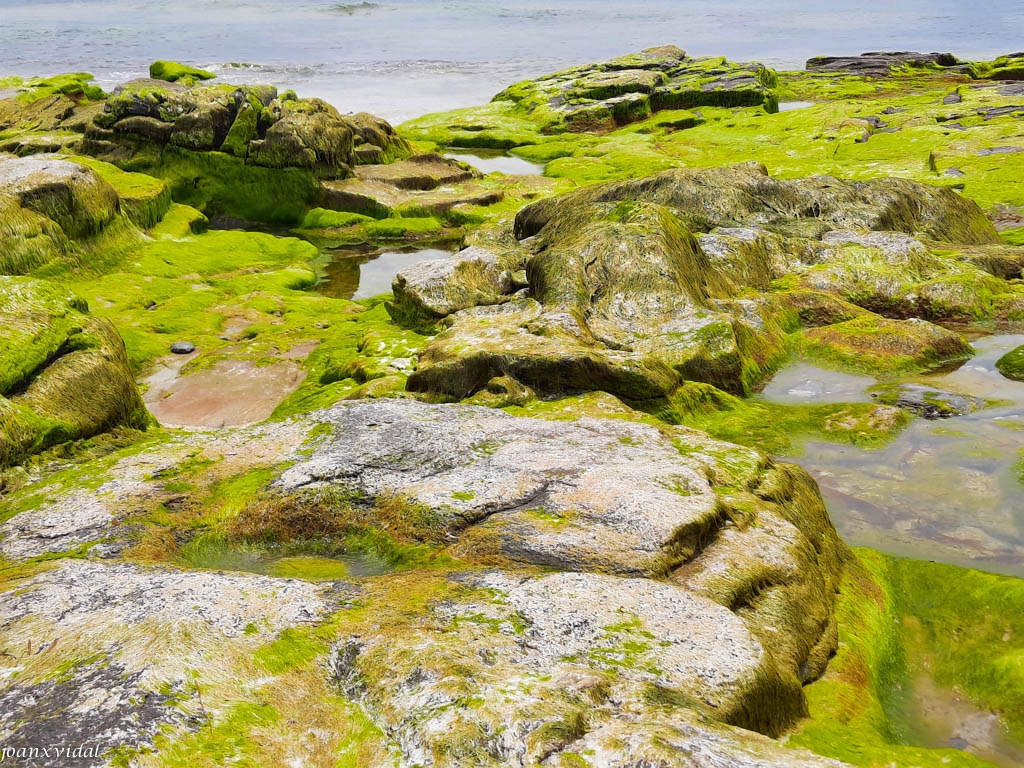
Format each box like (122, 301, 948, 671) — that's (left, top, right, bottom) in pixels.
(121, 145, 319, 225)
(653, 381, 910, 455)
(13, 73, 105, 103)
(996, 345, 1024, 382)
(794, 550, 1024, 767)
(149, 60, 216, 86)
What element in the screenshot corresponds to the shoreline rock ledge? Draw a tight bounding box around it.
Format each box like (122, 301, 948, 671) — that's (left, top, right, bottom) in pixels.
(0, 399, 851, 767)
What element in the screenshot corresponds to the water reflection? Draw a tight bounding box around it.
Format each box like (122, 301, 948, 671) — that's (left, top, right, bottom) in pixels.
(444, 149, 545, 176)
(316, 245, 457, 300)
(762, 335, 1024, 576)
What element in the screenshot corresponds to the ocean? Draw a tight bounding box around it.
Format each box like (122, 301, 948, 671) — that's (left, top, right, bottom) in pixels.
(0, 0, 1022, 123)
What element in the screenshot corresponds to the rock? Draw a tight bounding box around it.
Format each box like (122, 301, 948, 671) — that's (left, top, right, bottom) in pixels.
(170, 341, 196, 354)
(311, 153, 522, 224)
(0, 559, 341, 766)
(354, 153, 476, 190)
(868, 382, 984, 418)
(0, 153, 171, 273)
(806, 51, 961, 76)
(978, 146, 1024, 156)
(0, 276, 149, 467)
(149, 59, 216, 85)
(0, 153, 118, 240)
(402, 163, 1002, 400)
(347, 111, 414, 164)
(388, 245, 518, 327)
(328, 570, 848, 765)
(798, 317, 971, 375)
(493, 46, 778, 133)
(0, 397, 849, 765)
(282, 399, 844, 681)
(996, 344, 1024, 381)
(248, 97, 354, 178)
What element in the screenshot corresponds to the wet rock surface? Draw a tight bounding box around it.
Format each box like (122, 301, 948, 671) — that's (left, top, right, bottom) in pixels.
(868, 382, 985, 418)
(399, 162, 1006, 401)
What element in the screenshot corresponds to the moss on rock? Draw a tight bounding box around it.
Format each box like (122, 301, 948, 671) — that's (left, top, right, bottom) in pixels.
(148, 60, 216, 86)
(0, 276, 148, 467)
(996, 344, 1024, 381)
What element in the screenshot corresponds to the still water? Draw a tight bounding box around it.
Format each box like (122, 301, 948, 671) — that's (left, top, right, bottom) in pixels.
(1, 0, 1023, 122)
(762, 335, 1024, 577)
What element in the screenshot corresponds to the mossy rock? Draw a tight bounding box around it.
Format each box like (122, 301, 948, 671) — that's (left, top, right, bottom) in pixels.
(149, 60, 216, 85)
(797, 316, 972, 375)
(404, 163, 998, 399)
(996, 344, 1024, 381)
(0, 276, 149, 467)
(0, 154, 143, 275)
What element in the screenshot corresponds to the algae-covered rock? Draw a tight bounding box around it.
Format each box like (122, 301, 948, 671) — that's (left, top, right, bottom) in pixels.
(282, 400, 845, 693)
(805, 51, 962, 76)
(797, 316, 972, 375)
(0, 153, 172, 273)
(867, 382, 984, 418)
(149, 59, 216, 85)
(72, 77, 422, 223)
(248, 97, 354, 178)
(0, 154, 121, 274)
(0, 276, 148, 467)
(494, 45, 778, 133)
(401, 163, 1000, 400)
(388, 245, 518, 328)
(996, 344, 1024, 381)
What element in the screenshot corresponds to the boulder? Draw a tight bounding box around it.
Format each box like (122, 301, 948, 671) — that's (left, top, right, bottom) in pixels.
(0, 276, 149, 467)
(388, 245, 518, 327)
(997, 344, 1024, 381)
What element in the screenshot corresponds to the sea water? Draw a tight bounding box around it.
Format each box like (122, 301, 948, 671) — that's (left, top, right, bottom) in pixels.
(1, 0, 1022, 122)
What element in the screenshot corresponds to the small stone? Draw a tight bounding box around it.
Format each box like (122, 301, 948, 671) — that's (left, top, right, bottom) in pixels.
(170, 341, 195, 355)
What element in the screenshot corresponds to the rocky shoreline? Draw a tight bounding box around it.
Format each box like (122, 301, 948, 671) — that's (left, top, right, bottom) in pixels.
(1, 49, 1024, 768)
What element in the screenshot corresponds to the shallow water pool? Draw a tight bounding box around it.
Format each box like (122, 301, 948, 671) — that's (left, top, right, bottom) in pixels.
(315, 245, 457, 300)
(762, 334, 1024, 576)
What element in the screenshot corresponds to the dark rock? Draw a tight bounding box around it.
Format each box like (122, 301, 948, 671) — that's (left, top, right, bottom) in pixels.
(170, 341, 195, 354)
(806, 51, 960, 77)
(869, 383, 983, 418)
(977, 104, 1024, 119)
(943, 90, 963, 104)
(977, 146, 1024, 156)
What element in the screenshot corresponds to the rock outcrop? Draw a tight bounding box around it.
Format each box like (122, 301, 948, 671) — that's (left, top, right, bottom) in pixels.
(0, 399, 849, 766)
(495, 45, 779, 133)
(396, 162, 1007, 400)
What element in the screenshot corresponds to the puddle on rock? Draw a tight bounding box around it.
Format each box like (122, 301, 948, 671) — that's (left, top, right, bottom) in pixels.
(143, 357, 305, 428)
(184, 547, 393, 580)
(904, 672, 1024, 768)
(444, 148, 545, 176)
(778, 100, 816, 111)
(316, 244, 457, 300)
(761, 334, 1024, 576)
